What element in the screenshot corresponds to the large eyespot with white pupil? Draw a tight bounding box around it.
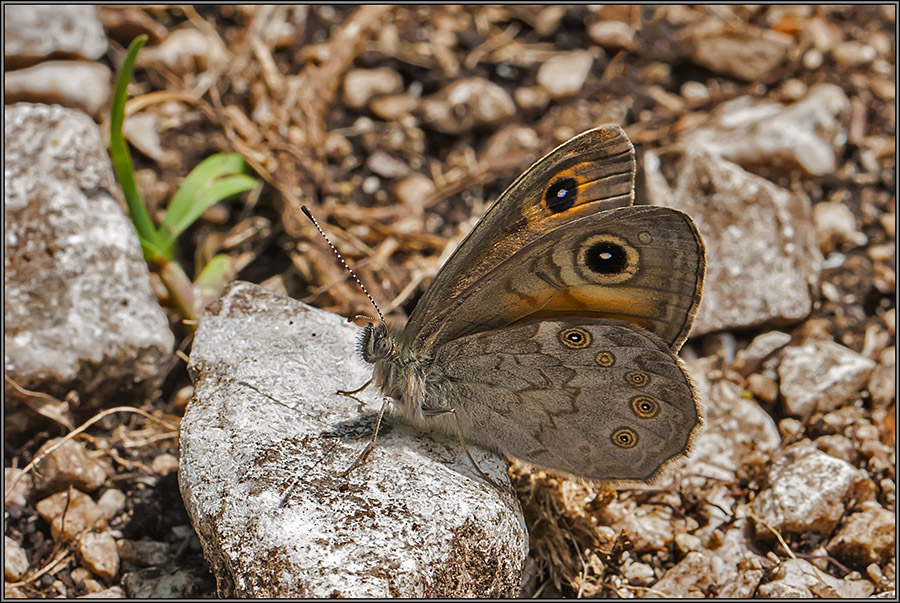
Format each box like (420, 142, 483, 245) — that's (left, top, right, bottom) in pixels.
(577, 234, 639, 284)
(625, 371, 650, 388)
(631, 395, 660, 419)
(611, 427, 638, 448)
(544, 177, 578, 213)
(559, 327, 591, 349)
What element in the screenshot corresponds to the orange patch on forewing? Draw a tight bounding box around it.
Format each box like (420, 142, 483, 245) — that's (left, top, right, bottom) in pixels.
(503, 285, 662, 332)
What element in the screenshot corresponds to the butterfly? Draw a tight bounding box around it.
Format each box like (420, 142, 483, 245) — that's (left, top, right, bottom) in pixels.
(332, 125, 705, 484)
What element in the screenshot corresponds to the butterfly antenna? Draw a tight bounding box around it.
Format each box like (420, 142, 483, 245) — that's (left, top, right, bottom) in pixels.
(301, 205, 385, 325)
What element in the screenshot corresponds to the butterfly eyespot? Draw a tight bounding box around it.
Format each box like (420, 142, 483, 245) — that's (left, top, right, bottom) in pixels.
(586, 242, 627, 274)
(625, 371, 650, 387)
(611, 427, 638, 448)
(544, 177, 578, 214)
(577, 234, 639, 283)
(559, 327, 591, 349)
(638, 231, 652, 243)
(595, 351, 616, 367)
(631, 395, 660, 419)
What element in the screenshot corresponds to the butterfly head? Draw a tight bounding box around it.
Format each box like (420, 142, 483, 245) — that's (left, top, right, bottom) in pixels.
(359, 323, 395, 364)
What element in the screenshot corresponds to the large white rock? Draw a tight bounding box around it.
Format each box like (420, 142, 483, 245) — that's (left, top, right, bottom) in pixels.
(4, 104, 174, 422)
(180, 282, 528, 597)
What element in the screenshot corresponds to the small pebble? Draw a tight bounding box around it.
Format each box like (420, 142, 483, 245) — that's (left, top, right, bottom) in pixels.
(31, 437, 110, 495)
(151, 453, 179, 475)
(588, 20, 634, 50)
(36, 489, 107, 541)
(537, 50, 594, 99)
(832, 41, 877, 67)
(4, 536, 29, 581)
(747, 373, 779, 403)
(802, 48, 824, 70)
(361, 175, 381, 195)
(779, 78, 808, 101)
(4, 467, 33, 507)
(514, 86, 550, 112)
(77, 531, 120, 582)
(394, 174, 435, 208)
(366, 151, 410, 179)
(369, 94, 419, 121)
(342, 67, 404, 110)
(680, 81, 710, 103)
(97, 489, 127, 519)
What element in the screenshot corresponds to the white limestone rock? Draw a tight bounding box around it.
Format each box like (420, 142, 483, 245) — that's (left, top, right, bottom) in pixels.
(180, 282, 528, 597)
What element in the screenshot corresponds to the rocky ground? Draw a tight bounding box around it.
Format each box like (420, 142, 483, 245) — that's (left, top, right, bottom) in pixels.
(4, 5, 895, 598)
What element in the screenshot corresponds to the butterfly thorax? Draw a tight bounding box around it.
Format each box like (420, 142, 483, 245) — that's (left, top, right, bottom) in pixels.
(359, 323, 430, 423)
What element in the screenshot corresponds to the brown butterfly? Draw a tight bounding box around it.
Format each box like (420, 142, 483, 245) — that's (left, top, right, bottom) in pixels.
(356, 125, 705, 484)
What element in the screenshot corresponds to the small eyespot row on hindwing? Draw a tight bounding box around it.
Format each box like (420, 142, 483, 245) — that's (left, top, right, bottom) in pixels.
(595, 351, 616, 367)
(577, 234, 639, 283)
(631, 395, 660, 419)
(544, 177, 579, 214)
(611, 427, 638, 448)
(638, 231, 652, 243)
(625, 370, 650, 387)
(559, 327, 591, 349)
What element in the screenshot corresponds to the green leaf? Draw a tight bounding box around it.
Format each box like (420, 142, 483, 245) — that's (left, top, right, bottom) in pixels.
(158, 153, 256, 251)
(193, 253, 234, 314)
(108, 35, 165, 261)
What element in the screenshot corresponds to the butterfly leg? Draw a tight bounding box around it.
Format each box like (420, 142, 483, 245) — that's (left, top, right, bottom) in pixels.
(423, 406, 505, 490)
(337, 377, 373, 396)
(340, 395, 390, 477)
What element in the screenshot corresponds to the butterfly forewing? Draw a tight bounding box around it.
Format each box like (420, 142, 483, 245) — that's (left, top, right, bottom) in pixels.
(405, 126, 636, 350)
(410, 205, 705, 353)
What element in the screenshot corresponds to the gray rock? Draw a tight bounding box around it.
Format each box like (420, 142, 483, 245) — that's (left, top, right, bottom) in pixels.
(650, 520, 767, 597)
(4, 60, 112, 119)
(36, 489, 107, 541)
(536, 50, 594, 99)
(644, 149, 822, 336)
(757, 558, 874, 598)
(419, 77, 516, 134)
(30, 437, 112, 495)
(121, 564, 213, 598)
(778, 339, 876, 416)
(681, 84, 850, 176)
(180, 282, 528, 597)
(733, 330, 792, 373)
(4, 536, 29, 581)
(77, 531, 120, 582)
(678, 357, 780, 485)
(342, 67, 404, 110)
(826, 501, 895, 566)
(682, 19, 792, 82)
(4, 5, 107, 68)
(4, 104, 174, 419)
(750, 443, 873, 540)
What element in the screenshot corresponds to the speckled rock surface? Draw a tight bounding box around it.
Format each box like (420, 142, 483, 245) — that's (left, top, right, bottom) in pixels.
(644, 149, 822, 336)
(4, 104, 174, 421)
(180, 281, 528, 597)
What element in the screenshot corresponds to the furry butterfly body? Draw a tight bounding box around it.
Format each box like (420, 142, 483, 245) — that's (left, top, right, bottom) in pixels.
(360, 125, 705, 483)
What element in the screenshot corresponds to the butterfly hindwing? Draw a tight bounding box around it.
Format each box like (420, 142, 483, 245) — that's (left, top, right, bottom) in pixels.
(424, 318, 702, 482)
